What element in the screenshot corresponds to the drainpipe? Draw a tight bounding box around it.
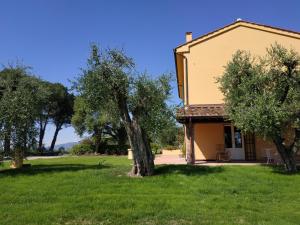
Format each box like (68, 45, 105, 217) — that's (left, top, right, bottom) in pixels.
(184, 55, 189, 106)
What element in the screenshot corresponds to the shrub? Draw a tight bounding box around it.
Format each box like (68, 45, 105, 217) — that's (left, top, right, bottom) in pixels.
(163, 145, 179, 150)
(70, 138, 128, 156)
(80, 138, 95, 146)
(101, 145, 129, 155)
(70, 139, 95, 155)
(150, 143, 161, 154)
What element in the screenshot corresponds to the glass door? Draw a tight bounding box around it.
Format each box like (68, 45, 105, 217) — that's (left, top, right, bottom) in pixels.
(224, 125, 245, 160)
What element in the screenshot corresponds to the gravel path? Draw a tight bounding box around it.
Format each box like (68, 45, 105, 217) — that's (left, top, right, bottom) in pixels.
(25, 155, 67, 160)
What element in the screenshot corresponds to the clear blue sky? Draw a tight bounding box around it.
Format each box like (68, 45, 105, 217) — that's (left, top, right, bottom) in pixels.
(1, 0, 299, 146)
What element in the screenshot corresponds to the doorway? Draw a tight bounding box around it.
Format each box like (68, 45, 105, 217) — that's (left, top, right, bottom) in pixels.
(244, 133, 256, 161)
(224, 124, 245, 160)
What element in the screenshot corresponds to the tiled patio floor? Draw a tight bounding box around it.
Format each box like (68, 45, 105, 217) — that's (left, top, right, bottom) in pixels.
(154, 155, 265, 166)
(154, 155, 186, 165)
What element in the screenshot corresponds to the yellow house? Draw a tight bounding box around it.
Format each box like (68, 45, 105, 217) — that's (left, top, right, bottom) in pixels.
(174, 20, 300, 163)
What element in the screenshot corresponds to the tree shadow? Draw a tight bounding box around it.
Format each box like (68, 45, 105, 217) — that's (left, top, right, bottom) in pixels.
(0, 162, 110, 177)
(265, 164, 300, 175)
(155, 164, 224, 176)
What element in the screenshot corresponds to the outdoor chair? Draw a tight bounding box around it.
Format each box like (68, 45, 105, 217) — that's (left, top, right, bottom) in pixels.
(264, 148, 274, 164)
(216, 144, 231, 161)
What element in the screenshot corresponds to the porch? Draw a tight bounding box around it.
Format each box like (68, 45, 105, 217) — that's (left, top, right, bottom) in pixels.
(176, 104, 277, 164)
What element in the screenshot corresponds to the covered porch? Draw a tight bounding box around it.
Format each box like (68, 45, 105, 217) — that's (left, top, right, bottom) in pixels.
(176, 104, 273, 164)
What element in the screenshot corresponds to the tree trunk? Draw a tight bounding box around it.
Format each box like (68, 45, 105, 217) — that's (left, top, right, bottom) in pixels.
(11, 148, 23, 169)
(49, 124, 62, 152)
(118, 97, 154, 176)
(273, 137, 297, 173)
(128, 118, 154, 176)
(4, 124, 11, 156)
(38, 118, 48, 153)
(4, 133, 11, 157)
(117, 126, 127, 146)
(93, 128, 102, 153)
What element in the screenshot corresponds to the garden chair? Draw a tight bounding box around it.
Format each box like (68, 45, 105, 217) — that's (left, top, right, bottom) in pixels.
(216, 144, 231, 161)
(264, 148, 273, 164)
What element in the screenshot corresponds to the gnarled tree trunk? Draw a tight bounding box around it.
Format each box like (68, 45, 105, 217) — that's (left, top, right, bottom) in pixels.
(128, 118, 154, 176)
(118, 97, 154, 176)
(273, 135, 298, 173)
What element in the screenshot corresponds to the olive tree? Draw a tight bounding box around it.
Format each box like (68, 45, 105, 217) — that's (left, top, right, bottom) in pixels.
(218, 44, 300, 172)
(74, 45, 172, 176)
(0, 66, 40, 168)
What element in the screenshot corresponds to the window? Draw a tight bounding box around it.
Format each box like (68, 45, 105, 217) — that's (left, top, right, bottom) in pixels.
(224, 125, 243, 149)
(234, 127, 242, 148)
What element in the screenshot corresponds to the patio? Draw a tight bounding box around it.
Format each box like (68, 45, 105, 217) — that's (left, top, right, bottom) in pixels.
(154, 155, 264, 166)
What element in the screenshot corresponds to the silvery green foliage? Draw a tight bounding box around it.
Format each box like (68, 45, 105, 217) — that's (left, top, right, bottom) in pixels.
(129, 73, 174, 142)
(218, 43, 300, 139)
(0, 66, 40, 152)
(73, 45, 173, 141)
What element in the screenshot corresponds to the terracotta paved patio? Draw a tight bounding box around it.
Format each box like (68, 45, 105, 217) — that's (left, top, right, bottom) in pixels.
(155, 155, 186, 165)
(154, 155, 264, 166)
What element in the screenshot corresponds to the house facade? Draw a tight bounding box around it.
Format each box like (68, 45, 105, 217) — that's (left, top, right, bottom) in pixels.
(174, 20, 300, 163)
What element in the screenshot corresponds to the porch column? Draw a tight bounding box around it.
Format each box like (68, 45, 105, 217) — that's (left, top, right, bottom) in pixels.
(186, 118, 195, 164)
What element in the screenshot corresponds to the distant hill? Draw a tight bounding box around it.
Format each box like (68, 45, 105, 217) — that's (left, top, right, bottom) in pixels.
(49, 142, 79, 151)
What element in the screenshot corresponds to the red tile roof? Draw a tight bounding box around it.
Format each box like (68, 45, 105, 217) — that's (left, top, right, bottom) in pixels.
(176, 104, 226, 121)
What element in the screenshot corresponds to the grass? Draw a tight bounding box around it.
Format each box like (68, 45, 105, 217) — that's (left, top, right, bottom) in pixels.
(1, 156, 300, 225)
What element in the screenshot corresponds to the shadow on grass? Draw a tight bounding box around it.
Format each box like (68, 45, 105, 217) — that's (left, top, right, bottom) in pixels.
(0, 162, 109, 177)
(264, 164, 300, 175)
(155, 164, 224, 176)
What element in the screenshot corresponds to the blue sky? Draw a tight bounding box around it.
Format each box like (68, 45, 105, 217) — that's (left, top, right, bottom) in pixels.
(1, 0, 299, 146)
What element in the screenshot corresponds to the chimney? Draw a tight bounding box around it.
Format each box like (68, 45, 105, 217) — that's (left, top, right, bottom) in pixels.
(186, 32, 192, 43)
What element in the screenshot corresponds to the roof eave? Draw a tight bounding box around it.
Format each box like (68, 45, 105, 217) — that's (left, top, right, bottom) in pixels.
(173, 49, 182, 99)
(175, 20, 300, 51)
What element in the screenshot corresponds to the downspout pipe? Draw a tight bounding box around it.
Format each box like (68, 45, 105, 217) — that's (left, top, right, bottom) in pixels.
(184, 55, 189, 106)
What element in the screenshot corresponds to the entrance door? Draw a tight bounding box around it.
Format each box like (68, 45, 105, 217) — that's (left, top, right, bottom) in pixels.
(224, 125, 245, 160)
(244, 134, 256, 161)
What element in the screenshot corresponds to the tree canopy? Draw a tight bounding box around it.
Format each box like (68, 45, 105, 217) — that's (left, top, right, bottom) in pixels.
(73, 45, 173, 176)
(49, 83, 74, 151)
(0, 66, 40, 167)
(71, 96, 127, 152)
(218, 43, 300, 172)
(0, 65, 74, 167)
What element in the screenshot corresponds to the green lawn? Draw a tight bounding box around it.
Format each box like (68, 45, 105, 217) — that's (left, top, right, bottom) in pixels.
(1, 156, 300, 225)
